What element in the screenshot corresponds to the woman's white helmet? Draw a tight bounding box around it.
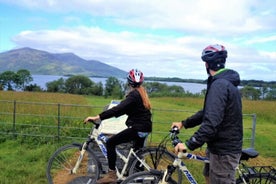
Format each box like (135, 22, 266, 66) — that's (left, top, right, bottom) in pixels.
(127, 69, 144, 87)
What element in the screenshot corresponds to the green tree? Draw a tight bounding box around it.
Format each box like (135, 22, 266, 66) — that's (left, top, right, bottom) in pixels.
(65, 75, 94, 95)
(265, 87, 276, 100)
(0, 71, 16, 90)
(46, 78, 66, 93)
(259, 85, 269, 99)
(25, 84, 43, 92)
(111, 85, 124, 99)
(240, 86, 261, 100)
(104, 77, 124, 98)
(143, 82, 168, 94)
(14, 69, 33, 90)
(167, 85, 185, 94)
(90, 82, 104, 96)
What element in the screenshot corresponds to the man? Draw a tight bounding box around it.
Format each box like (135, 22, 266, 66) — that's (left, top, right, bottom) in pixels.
(172, 44, 243, 184)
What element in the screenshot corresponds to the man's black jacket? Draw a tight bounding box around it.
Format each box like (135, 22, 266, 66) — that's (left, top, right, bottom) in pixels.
(182, 69, 243, 155)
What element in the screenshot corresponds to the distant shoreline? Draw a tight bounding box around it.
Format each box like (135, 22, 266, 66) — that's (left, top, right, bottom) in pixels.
(33, 74, 276, 88)
(31, 75, 207, 94)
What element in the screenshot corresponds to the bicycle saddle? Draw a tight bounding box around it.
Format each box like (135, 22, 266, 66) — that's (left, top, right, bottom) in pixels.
(240, 148, 259, 161)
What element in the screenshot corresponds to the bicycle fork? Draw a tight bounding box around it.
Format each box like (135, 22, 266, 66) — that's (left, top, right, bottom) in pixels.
(71, 142, 88, 174)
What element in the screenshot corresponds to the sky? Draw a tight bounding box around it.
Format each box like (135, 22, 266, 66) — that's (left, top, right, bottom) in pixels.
(0, 0, 275, 81)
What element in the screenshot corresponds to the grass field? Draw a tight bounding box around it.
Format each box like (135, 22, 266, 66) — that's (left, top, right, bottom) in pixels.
(0, 91, 275, 183)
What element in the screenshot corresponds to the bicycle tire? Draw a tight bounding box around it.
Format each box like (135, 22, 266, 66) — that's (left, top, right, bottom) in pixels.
(121, 170, 177, 184)
(128, 147, 182, 184)
(236, 173, 276, 184)
(46, 143, 100, 184)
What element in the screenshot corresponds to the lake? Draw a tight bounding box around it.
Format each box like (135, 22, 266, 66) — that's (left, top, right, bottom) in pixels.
(31, 75, 207, 94)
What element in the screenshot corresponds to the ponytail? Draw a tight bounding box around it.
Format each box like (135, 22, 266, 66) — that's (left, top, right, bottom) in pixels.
(136, 86, 151, 110)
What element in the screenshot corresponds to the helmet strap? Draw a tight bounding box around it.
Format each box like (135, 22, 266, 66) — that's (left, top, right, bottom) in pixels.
(205, 62, 210, 75)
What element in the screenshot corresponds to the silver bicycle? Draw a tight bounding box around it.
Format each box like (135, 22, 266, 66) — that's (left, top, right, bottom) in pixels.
(46, 120, 182, 184)
(121, 127, 276, 184)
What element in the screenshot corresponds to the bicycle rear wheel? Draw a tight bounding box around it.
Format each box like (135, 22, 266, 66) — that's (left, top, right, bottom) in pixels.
(46, 143, 100, 184)
(121, 170, 177, 184)
(128, 147, 182, 184)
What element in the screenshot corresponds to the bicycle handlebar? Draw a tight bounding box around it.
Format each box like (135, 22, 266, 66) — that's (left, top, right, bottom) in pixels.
(87, 119, 101, 129)
(169, 126, 183, 147)
(170, 126, 188, 153)
(170, 126, 180, 134)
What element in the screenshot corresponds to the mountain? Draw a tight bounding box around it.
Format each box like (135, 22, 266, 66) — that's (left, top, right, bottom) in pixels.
(0, 47, 128, 78)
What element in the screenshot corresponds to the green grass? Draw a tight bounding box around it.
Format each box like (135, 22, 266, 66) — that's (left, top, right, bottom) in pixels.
(0, 92, 275, 183)
(0, 141, 57, 184)
(150, 97, 276, 182)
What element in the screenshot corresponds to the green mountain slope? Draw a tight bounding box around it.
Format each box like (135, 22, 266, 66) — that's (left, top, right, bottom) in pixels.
(0, 47, 127, 78)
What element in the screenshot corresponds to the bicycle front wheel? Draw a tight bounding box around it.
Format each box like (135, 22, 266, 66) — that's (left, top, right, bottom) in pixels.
(46, 143, 100, 184)
(121, 170, 176, 184)
(128, 147, 182, 184)
(236, 173, 276, 184)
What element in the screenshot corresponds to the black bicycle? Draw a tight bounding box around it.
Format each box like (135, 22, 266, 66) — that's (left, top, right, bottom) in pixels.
(121, 127, 276, 184)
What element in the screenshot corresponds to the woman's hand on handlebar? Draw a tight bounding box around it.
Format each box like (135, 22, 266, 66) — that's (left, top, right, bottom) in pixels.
(84, 115, 100, 124)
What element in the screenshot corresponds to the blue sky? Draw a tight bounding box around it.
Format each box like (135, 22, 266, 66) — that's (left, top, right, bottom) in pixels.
(0, 0, 275, 81)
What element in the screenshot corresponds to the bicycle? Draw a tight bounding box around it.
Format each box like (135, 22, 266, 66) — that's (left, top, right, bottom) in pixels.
(46, 120, 182, 184)
(121, 127, 276, 184)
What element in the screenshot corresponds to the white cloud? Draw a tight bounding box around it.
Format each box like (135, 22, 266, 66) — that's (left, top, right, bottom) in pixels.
(4, 0, 275, 30)
(1, 0, 276, 81)
(245, 35, 276, 44)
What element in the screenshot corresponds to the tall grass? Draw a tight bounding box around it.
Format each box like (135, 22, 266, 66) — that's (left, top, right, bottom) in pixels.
(0, 92, 275, 183)
(0, 91, 88, 104)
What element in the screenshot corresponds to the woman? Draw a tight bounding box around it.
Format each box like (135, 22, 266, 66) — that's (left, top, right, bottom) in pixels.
(84, 69, 152, 184)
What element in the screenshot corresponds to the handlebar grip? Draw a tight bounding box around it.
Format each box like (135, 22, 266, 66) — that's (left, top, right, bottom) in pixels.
(170, 126, 180, 134)
(88, 119, 100, 129)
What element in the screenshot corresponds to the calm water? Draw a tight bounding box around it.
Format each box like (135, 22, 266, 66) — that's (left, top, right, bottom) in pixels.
(31, 75, 206, 94)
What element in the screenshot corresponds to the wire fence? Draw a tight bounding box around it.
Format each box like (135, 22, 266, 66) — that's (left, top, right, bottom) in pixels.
(0, 100, 256, 148)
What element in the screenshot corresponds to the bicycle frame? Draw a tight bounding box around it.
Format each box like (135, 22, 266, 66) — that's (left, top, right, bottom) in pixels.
(95, 131, 151, 180)
(167, 152, 209, 184)
(71, 122, 151, 180)
(160, 150, 265, 184)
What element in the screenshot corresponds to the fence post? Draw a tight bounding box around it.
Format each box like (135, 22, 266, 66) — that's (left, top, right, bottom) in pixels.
(13, 100, 16, 139)
(251, 113, 257, 148)
(58, 103, 61, 142)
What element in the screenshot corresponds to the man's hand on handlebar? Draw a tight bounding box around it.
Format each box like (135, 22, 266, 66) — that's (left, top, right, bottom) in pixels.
(171, 122, 183, 129)
(174, 142, 187, 154)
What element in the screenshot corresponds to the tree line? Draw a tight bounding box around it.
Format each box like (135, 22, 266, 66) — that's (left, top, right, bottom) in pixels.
(0, 69, 275, 100)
